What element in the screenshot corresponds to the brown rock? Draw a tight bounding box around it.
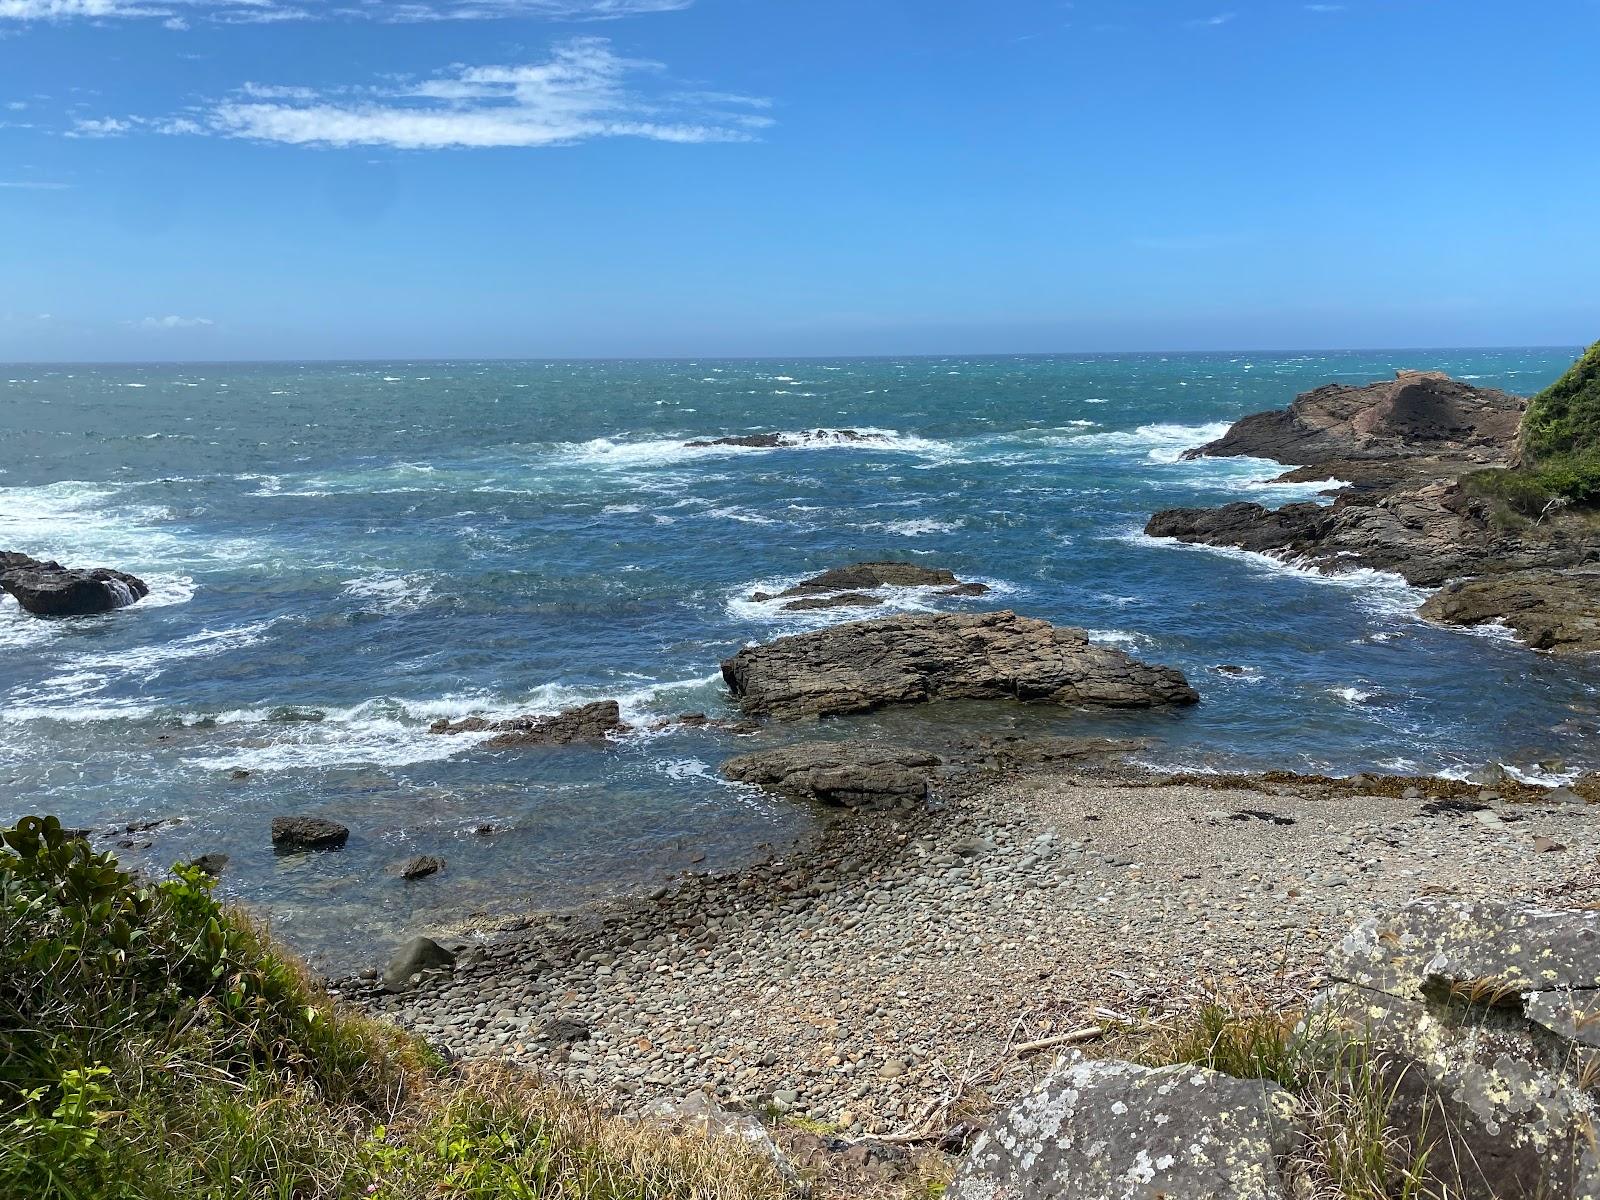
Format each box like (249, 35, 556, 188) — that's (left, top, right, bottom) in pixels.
(430, 699, 629, 748)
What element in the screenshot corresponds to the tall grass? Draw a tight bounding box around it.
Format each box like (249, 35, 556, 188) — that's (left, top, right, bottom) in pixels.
(0, 815, 799, 1200)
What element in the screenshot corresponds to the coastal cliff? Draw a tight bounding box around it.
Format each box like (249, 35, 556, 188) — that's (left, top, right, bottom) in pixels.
(1146, 351, 1600, 653)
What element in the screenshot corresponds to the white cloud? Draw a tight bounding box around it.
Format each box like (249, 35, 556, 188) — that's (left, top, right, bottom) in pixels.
(1185, 11, 1236, 26)
(128, 315, 215, 329)
(0, 179, 71, 187)
(0, 0, 689, 23)
(89, 37, 772, 150)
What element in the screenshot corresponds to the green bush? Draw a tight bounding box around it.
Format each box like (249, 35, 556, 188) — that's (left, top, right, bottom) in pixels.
(1521, 340, 1600, 463)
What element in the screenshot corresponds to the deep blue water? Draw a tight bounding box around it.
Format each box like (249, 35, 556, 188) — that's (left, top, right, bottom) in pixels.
(3, 350, 1595, 968)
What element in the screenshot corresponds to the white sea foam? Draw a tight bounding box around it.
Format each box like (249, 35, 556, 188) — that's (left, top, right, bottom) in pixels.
(725, 574, 1016, 629)
(1131, 530, 1428, 619)
(862, 517, 963, 536)
(1330, 685, 1376, 706)
(561, 427, 949, 469)
(341, 573, 437, 615)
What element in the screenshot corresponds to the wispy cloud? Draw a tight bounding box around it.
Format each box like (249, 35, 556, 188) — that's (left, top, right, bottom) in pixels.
(78, 37, 772, 150)
(127, 314, 215, 329)
(1185, 11, 1236, 26)
(0, 179, 71, 187)
(1304, 3, 1346, 11)
(0, 0, 689, 24)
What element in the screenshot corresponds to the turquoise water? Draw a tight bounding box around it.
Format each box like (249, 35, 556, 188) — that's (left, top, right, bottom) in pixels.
(2, 350, 1594, 968)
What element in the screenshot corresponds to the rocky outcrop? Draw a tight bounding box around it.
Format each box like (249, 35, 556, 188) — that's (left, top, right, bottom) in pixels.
(721, 611, 1198, 720)
(685, 429, 879, 450)
(721, 742, 940, 809)
(751, 562, 992, 612)
(1419, 569, 1600, 654)
(1187, 370, 1523, 473)
(0, 552, 149, 616)
(949, 1052, 1299, 1200)
(430, 700, 629, 748)
(1309, 899, 1600, 1200)
(1145, 369, 1600, 650)
(270, 815, 349, 851)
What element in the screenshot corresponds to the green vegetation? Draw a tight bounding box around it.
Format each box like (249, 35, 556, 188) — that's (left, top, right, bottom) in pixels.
(1461, 340, 1600, 518)
(1139, 999, 1434, 1200)
(0, 814, 797, 1200)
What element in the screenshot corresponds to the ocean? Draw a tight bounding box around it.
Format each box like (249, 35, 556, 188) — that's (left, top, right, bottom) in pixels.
(2, 349, 1593, 969)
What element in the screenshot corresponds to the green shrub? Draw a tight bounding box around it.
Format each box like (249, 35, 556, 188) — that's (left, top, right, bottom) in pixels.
(1521, 340, 1600, 463)
(0, 816, 801, 1200)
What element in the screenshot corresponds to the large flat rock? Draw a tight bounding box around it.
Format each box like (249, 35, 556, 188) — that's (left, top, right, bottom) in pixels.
(720, 611, 1198, 720)
(949, 1052, 1298, 1200)
(721, 742, 940, 809)
(1419, 569, 1600, 655)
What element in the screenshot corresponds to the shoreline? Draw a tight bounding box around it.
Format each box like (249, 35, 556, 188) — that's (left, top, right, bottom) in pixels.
(332, 755, 1599, 1142)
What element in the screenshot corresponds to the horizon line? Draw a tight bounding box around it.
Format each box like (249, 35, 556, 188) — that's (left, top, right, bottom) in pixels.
(0, 342, 1585, 369)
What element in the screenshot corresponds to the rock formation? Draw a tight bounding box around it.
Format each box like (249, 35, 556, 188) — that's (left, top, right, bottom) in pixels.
(1310, 899, 1600, 1199)
(430, 699, 629, 748)
(949, 1053, 1299, 1199)
(721, 610, 1198, 720)
(1146, 368, 1600, 649)
(684, 429, 878, 450)
(1419, 568, 1600, 654)
(720, 742, 940, 808)
(0, 551, 149, 616)
(751, 561, 991, 612)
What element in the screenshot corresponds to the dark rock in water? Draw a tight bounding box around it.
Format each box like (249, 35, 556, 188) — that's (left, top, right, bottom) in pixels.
(190, 852, 230, 877)
(270, 815, 349, 851)
(721, 610, 1198, 720)
(779, 562, 961, 595)
(721, 742, 940, 809)
(396, 854, 445, 880)
(939, 581, 991, 597)
(430, 699, 629, 748)
(0, 552, 149, 616)
(1187, 370, 1524, 471)
(1310, 899, 1600, 1200)
(382, 936, 455, 992)
(1419, 569, 1600, 655)
(949, 1052, 1298, 1199)
(781, 591, 884, 612)
(684, 428, 874, 450)
(950, 733, 1143, 769)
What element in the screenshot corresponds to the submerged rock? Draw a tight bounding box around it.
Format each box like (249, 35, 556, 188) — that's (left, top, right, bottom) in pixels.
(754, 561, 991, 609)
(781, 591, 884, 612)
(721, 742, 940, 809)
(721, 610, 1198, 720)
(949, 1052, 1298, 1200)
(270, 815, 349, 851)
(430, 699, 629, 748)
(684, 428, 875, 450)
(395, 854, 446, 881)
(1309, 898, 1600, 1200)
(0, 551, 149, 616)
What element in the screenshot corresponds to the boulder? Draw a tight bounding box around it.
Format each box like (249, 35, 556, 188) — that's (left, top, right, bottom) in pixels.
(1308, 899, 1600, 1199)
(382, 935, 456, 992)
(190, 852, 230, 877)
(721, 611, 1198, 720)
(0, 552, 149, 616)
(780, 562, 964, 594)
(395, 854, 445, 880)
(721, 742, 940, 808)
(430, 699, 629, 748)
(643, 1091, 796, 1181)
(948, 1051, 1299, 1199)
(270, 815, 348, 851)
(1419, 569, 1600, 654)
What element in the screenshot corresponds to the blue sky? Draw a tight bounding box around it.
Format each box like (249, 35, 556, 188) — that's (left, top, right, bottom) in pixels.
(2, 0, 1597, 361)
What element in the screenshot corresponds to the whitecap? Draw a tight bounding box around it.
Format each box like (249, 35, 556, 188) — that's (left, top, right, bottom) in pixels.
(341, 573, 437, 615)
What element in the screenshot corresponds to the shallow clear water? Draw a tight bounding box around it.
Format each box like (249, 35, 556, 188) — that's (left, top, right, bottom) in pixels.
(2, 350, 1595, 968)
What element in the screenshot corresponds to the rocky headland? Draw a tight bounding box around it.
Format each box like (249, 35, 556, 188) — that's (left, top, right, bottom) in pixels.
(1145, 360, 1600, 654)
